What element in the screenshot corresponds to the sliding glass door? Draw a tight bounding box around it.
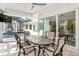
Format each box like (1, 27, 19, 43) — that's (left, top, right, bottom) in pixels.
(58, 11, 75, 47)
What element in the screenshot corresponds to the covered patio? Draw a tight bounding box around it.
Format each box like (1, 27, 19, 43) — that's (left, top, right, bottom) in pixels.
(0, 3, 79, 56)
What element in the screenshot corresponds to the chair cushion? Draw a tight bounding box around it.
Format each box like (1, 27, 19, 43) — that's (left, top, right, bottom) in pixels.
(54, 37, 65, 55)
(23, 46, 35, 54)
(47, 32, 55, 39)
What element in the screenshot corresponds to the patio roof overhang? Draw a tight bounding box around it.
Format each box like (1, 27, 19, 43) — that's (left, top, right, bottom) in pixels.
(12, 16, 32, 23)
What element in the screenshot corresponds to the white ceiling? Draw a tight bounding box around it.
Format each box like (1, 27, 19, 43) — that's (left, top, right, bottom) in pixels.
(0, 3, 78, 20)
(0, 3, 52, 16)
(38, 3, 79, 19)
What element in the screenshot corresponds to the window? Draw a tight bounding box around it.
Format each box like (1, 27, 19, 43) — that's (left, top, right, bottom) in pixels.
(49, 21, 56, 32)
(58, 20, 65, 32)
(58, 19, 75, 47)
(67, 19, 75, 33)
(38, 19, 44, 32)
(33, 25, 35, 31)
(26, 24, 28, 29)
(29, 24, 32, 30)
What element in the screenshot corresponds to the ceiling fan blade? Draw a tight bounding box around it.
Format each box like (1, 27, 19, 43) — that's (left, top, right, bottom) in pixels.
(31, 3, 46, 10)
(31, 4, 35, 10)
(33, 3, 46, 6)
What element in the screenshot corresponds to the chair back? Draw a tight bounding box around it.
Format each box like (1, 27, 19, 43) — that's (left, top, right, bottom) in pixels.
(47, 32, 55, 40)
(15, 34, 25, 50)
(24, 31, 30, 35)
(59, 30, 64, 37)
(53, 36, 66, 56)
(24, 31, 31, 45)
(24, 31, 30, 40)
(15, 34, 21, 43)
(42, 31, 47, 37)
(15, 34, 36, 56)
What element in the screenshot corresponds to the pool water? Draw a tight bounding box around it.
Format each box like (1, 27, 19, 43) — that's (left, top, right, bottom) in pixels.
(3, 32, 24, 42)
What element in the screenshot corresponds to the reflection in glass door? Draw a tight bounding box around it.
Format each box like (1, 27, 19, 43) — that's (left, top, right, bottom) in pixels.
(58, 11, 75, 47)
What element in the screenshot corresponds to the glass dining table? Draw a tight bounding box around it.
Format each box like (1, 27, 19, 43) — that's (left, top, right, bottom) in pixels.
(25, 35, 54, 56)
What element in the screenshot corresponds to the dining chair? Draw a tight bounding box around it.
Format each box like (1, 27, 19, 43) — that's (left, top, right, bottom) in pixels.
(47, 32, 55, 40)
(42, 31, 48, 38)
(52, 36, 66, 56)
(43, 36, 66, 56)
(15, 34, 28, 51)
(51, 30, 66, 56)
(24, 31, 31, 45)
(15, 34, 36, 56)
(47, 32, 55, 47)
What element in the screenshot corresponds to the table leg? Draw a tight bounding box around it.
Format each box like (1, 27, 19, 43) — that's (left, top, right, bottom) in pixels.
(38, 45, 41, 56)
(42, 48, 45, 56)
(34, 47, 36, 56)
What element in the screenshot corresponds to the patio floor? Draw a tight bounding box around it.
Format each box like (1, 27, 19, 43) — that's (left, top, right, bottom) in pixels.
(0, 42, 79, 56)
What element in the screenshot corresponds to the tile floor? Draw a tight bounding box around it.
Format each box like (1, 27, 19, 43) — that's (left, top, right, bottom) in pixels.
(0, 42, 79, 56)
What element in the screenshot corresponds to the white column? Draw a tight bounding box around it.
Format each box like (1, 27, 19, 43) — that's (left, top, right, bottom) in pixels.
(31, 24, 34, 31)
(13, 23, 16, 32)
(13, 20, 17, 32)
(44, 18, 47, 32)
(56, 14, 59, 43)
(0, 22, 3, 42)
(28, 24, 29, 30)
(32, 14, 38, 35)
(12, 20, 16, 32)
(3, 22, 6, 33)
(15, 21, 17, 32)
(37, 18, 39, 36)
(35, 24, 37, 31)
(47, 19, 50, 31)
(75, 8, 79, 49)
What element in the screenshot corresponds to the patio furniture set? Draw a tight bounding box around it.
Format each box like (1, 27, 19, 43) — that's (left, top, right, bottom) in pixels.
(14, 31, 68, 56)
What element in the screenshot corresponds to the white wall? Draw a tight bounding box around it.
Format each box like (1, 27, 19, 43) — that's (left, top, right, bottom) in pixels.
(75, 8, 79, 49)
(0, 22, 3, 42)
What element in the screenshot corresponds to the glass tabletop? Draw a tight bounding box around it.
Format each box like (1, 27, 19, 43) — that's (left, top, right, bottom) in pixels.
(26, 35, 54, 45)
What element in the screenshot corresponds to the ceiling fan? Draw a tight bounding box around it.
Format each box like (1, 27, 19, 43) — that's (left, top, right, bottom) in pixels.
(31, 3, 47, 10)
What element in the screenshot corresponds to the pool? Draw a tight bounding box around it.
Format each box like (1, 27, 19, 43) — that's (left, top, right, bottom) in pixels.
(3, 32, 24, 42)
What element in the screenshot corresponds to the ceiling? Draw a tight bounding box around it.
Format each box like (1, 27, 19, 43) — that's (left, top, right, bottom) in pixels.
(38, 3, 79, 19)
(0, 3, 52, 16)
(0, 3, 78, 20)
